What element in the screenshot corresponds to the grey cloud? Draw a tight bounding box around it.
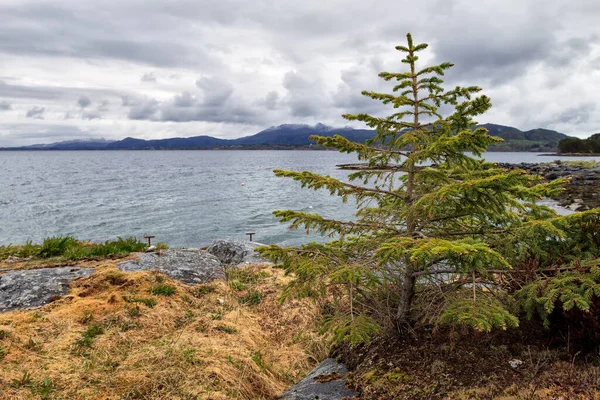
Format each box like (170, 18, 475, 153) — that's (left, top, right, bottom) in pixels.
(282, 71, 328, 118)
(195, 77, 234, 106)
(83, 110, 102, 120)
(555, 103, 596, 125)
(128, 98, 160, 120)
(0, 80, 127, 102)
(263, 91, 279, 110)
(141, 72, 157, 83)
(0, 4, 224, 69)
(0, 101, 11, 110)
(126, 77, 259, 124)
(97, 100, 110, 112)
(26, 106, 45, 119)
(78, 95, 91, 108)
(173, 92, 197, 107)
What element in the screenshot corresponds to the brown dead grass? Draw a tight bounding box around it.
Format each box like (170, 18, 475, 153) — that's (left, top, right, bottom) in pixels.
(0, 262, 327, 399)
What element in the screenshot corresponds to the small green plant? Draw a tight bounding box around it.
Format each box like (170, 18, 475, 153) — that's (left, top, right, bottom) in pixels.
(191, 285, 216, 297)
(127, 305, 142, 318)
(0, 329, 10, 340)
(10, 370, 33, 388)
(31, 377, 56, 400)
(228, 281, 247, 291)
(0, 344, 6, 360)
(150, 284, 176, 296)
(74, 325, 104, 350)
(238, 291, 265, 305)
(182, 348, 203, 365)
(123, 295, 157, 308)
(251, 351, 268, 370)
(216, 325, 238, 334)
(210, 310, 224, 321)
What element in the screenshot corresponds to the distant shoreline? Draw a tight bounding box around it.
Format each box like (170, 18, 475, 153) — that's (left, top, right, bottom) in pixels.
(539, 153, 600, 157)
(0, 147, 558, 152)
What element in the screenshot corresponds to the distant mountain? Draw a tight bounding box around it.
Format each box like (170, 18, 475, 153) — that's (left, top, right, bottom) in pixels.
(480, 124, 570, 151)
(15, 138, 114, 150)
(0, 123, 573, 151)
(231, 123, 375, 146)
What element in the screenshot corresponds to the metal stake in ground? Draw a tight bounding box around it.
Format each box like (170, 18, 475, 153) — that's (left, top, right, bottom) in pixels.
(144, 234, 156, 247)
(246, 232, 255, 241)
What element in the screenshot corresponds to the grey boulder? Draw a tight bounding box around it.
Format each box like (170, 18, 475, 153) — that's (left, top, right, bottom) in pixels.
(207, 239, 270, 266)
(279, 358, 358, 400)
(118, 249, 225, 285)
(0, 267, 94, 312)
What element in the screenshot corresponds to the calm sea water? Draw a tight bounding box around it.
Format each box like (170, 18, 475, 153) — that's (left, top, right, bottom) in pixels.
(1, 151, 596, 247)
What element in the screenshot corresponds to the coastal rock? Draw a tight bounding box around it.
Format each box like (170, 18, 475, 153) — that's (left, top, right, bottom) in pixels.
(207, 239, 270, 266)
(0, 267, 94, 312)
(279, 358, 358, 400)
(118, 249, 225, 285)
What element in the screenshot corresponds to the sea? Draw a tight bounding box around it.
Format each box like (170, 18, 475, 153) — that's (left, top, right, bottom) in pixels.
(1, 151, 599, 247)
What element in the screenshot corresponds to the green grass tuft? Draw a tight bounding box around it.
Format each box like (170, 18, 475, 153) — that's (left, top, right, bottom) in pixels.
(150, 284, 176, 296)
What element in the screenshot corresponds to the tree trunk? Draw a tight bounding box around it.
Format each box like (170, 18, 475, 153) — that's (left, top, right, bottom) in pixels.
(396, 269, 416, 327)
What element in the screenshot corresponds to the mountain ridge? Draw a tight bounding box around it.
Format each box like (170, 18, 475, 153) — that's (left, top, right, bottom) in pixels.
(0, 123, 572, 151)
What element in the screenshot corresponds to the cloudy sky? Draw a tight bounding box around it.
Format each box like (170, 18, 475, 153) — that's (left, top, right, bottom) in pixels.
(0, 0, 599, 146)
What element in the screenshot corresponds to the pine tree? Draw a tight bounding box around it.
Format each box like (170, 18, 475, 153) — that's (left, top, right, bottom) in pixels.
(259, 34, 586, 343)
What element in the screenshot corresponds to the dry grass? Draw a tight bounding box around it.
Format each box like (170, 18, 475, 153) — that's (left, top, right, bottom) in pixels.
(0, 262, 327, 399)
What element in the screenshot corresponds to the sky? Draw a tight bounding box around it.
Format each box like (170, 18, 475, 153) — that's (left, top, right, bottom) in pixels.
(0, 0, 599, 147)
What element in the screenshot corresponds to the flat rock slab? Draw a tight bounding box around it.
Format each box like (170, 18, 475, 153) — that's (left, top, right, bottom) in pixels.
(279, 358, 358, 400)
(118, 249, 225, 285)
(207, 239, 270, 266)
(0, 267, 94, 312)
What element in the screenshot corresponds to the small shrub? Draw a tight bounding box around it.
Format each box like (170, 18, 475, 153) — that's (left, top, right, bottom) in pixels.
(238, 291, 265, 305)
(225, 267, 269, 285)
(17, 240, 41, 258)
(150, 284, 176, 296)
(216, 325, 238, 334)
(40, 236, 78, 258)
(104, 270, 128, 285)
(155, 242, 169, 250)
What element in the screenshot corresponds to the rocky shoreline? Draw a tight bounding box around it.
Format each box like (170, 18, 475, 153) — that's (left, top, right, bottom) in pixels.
(338, 161, 600, 211)
(496, 161, 600, 210)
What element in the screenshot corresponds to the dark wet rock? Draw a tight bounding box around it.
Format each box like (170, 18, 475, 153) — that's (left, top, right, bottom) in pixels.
(0, 267, 94, 312)
(207, 239, 270, 266)
(118, 249, 225, 285)
(279, 358, 358, 400)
